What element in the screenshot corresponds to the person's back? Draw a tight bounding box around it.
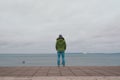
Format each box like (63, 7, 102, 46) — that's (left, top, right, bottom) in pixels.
(56, 38, 66, 52)
(56, 35, 66, 67)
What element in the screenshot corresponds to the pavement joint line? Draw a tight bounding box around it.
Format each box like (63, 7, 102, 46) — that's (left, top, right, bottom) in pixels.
(98, 67, 120, 75)
(31, 67, 41, 77)
(68, 66, 76, 76)
(86, 67, 105, 76)
(79, 67, 92, 76)
(91, 67, 118, 76)
(58, 67, 62, 76)
(47, 67, 51, 76)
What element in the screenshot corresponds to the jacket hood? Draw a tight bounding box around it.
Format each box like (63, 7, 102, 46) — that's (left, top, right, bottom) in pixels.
(57, 37, 64, 40)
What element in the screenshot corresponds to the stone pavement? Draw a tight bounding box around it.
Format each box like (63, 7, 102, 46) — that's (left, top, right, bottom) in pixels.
(0, 76, 120, 80)
(0, 66, 120, 77)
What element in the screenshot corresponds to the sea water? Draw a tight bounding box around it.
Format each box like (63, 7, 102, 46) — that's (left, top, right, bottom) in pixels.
(0, 53, 120, 66)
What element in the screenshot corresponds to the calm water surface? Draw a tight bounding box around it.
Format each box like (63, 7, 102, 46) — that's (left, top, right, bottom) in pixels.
(0, 53, 120, 66)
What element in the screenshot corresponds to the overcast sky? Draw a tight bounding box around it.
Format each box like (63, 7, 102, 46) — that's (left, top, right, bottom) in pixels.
(0, 0, 120, 54)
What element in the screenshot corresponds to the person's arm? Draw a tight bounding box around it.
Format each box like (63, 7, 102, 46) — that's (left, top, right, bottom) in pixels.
(64, 40, 66, 50)
(56, 40, 58, 50)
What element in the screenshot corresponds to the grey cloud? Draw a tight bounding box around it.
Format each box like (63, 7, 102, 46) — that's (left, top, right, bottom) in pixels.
(0, 0, 120, 53)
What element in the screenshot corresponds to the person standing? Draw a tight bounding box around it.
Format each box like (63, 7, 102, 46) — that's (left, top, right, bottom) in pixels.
(56, 35, 66, 67)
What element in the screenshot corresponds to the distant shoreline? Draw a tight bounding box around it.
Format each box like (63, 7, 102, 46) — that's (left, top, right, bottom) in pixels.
(0, 53, 120, 54)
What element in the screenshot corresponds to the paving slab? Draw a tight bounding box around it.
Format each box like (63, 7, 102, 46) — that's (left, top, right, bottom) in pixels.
(0, 76, 120, 80)
(0, 66, 120, 77)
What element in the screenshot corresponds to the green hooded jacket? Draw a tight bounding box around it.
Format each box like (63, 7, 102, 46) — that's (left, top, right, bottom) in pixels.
(56, 38, 66, 52)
